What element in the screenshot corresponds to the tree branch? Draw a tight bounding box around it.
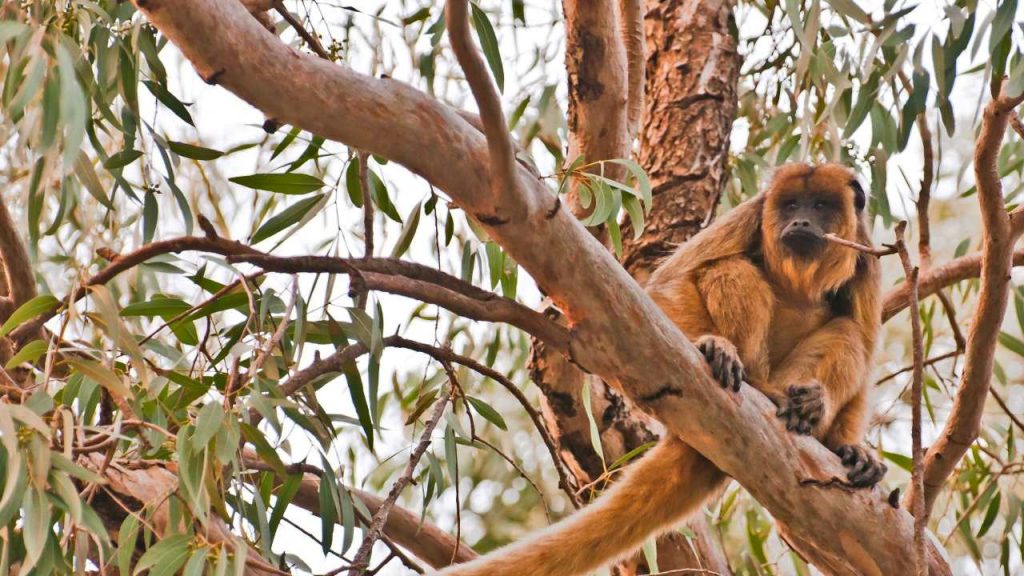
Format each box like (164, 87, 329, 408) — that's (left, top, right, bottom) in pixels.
(903, 84, 1024, 516)
(9, 237, 569, 353)
(618, 0, 645, 142)
(893, 222, 927, 575)
(881, 248, 1024, 322)
(560, 0, 630, 233)
(349, 388, 450, 575)
(0, 196, 35, 312)
(445, 0, 517, 215)
(131, 1, 948, 571)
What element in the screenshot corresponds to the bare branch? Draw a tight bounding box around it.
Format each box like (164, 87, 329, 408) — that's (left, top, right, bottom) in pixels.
(893, 222, 927, 575)
(0, 196, 35, 311)
(445, 0, 517, 215)
(349, 388, 451, 575)
(274, 4, 331, 59)
(904, 84, 1024, 516)
(9, 237, 569, 353)
(823, 233, 897, 257)
(882, 248, 1024, 321)
(898, 72, 935, 267)
(618, 0, 645, 141)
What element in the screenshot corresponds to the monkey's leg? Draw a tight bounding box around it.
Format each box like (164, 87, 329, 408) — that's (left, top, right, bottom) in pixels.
(436, 437, 727, 576)
(826, 393, 887, 487)
(769, 318, 886, 486)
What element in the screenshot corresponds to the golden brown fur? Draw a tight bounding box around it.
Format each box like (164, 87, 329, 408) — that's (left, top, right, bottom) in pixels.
(436, 163, 883, 576)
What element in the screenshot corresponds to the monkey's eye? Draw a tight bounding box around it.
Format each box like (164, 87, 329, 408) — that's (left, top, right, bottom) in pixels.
(783, 200, 798, 211)
(813, 201, 831, 210)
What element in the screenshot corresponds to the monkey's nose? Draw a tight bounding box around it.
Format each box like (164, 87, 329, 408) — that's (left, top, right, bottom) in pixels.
(792, 219, 811, 228)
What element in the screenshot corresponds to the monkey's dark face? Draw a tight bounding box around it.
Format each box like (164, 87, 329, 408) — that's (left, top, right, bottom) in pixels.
(776, 193, 841, 259)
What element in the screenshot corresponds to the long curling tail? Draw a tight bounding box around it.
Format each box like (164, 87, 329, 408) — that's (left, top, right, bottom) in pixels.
(435, 437, 726, 576)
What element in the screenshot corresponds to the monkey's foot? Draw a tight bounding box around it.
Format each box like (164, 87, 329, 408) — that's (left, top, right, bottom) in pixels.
(695, 335, 744, 392)
(776, 382, 824, 435)
(836, 445, 887, 487)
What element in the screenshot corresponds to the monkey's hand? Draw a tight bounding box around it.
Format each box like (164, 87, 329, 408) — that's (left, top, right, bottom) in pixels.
(695, 335, 744, 392)
(775, 382, 824, 435)
(835, 445, 887, 487)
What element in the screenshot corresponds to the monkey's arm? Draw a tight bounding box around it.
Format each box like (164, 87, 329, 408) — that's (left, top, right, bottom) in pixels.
(768, 318, 886, 486)
(767, 317, 869, 436)
(648, 256, 774, 388)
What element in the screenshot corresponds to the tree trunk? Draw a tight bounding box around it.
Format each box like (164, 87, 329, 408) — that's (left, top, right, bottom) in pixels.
(623, 0, 740, 285)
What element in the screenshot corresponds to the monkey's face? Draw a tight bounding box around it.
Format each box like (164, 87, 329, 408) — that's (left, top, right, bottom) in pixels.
(776, 193, 835, 259)
(761, 163, 866, 297)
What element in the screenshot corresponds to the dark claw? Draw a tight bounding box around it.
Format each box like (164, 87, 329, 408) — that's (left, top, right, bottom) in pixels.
(775, 381, 824, 436)
(835, 444, 887, 487)
(696, 336, 745, 392)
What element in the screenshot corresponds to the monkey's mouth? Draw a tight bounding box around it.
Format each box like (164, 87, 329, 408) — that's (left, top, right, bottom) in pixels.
(781, 229, 826, 257)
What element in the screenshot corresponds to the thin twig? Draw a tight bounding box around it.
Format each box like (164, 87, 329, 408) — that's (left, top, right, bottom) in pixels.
(389, 336, 582, 507)
(893, 221, 927, 576)
(358, 151, 374, 309)
(348, 388, 451, 574)
(274, 3, 331, 60)
(823, 233, 898, 257)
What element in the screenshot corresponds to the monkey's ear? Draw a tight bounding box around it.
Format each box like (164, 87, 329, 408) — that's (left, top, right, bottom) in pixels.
(849, 179, 866, 213)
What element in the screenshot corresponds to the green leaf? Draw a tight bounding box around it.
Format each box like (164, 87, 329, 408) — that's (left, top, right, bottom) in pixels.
(117, 514, 140, 576)
(999, 331, 1024, 357)
(182, 548, 209, 576)
(881, 450, 913, 472)
(0, 294, 58, 338)
(104, 149, 143, 170)
(5, 339, 47, 370)
(133, 534, 192, 576)
(193, 402, 225, 448)
(169, 141, 224, 161)
(344, 359, 374, 451)
(143, 80, 194, 126)
(121, 297, 191, 317)
(251, 193, 326, 244)
(826, 0, 871, 24)
(57, 44, 86, 167)
(642, 538, 659, 574)
(389, 202, 422, 258)
(368, 171, 402, 222)
(75, 153, 114, 209)
(470, 3, 504, 92)
(977, 491, 1001, 537)
(230, 173, 325, 195)
(990, 0, 1018, 53)
(467, 396, 507, 430)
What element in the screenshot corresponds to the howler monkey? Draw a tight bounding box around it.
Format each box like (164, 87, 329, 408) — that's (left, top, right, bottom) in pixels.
(437, 163, 886, 576)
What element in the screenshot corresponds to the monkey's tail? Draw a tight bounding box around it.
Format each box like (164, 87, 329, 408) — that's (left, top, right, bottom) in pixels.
(434, 436, 726, 576)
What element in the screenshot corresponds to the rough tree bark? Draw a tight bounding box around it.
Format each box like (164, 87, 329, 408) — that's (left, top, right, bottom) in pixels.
(128, 1, 950, 573)
(623, 0, 739, 283)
